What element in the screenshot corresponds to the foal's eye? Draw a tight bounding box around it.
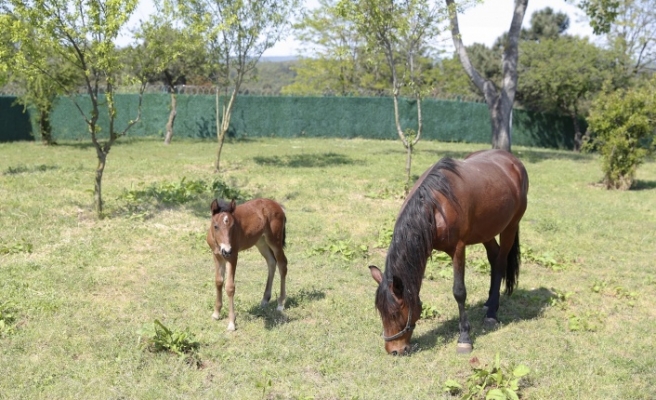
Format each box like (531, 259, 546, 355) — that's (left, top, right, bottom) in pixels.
(213, 224, 219, 230)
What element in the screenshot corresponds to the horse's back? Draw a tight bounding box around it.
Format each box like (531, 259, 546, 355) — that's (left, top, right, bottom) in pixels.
(235, 198, 286, 250)
(445, 150, 528, 245)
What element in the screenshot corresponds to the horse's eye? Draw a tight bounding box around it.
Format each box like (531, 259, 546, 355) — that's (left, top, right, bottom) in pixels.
(213, 224, 219, 230)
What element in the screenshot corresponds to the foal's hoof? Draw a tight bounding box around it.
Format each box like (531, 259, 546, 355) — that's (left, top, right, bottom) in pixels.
(260, 300, 269, 308)
(211, 311, 220, 320)
(276, 304, 284, 312)
(456, 343, 473, 354)
(227, 322, 236, 331)
(483, 318, 500, 330)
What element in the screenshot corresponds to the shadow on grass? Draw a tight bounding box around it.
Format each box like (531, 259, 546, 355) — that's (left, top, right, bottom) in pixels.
(246, 288, 326, 330)
(3, 164, 59, 175)
(253, 152, 362, 168)
(631, 180, 656, 191)
(413, 287, 555, 352)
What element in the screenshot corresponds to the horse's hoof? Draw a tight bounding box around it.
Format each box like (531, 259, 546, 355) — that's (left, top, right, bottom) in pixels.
(227, 322, 236, 331)
(483, 318, 500, 330)
(211, 312, 220, 320)
(260, 300, 268, 308)
(276, 304, 284, 312)
(456, 343, 473, 354)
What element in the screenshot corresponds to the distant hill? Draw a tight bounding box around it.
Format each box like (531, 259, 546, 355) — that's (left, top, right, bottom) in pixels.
(240, 59, 300, 95)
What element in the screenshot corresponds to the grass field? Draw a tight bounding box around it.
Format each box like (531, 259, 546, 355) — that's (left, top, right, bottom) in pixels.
(0, 137, 655, 399)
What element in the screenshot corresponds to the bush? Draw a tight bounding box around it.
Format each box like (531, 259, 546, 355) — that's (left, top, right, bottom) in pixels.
(586, 81, 656, 190)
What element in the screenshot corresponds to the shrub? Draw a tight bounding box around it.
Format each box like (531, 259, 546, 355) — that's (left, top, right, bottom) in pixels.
(586, 81, 656, 190)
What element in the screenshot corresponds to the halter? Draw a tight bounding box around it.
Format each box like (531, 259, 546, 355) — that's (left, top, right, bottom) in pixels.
(382, 307, 415, 342)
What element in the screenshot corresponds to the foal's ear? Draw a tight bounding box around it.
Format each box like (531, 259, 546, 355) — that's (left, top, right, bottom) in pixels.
(369, 265, 383, 284)
(229, 199, 236, 212)
(210, 199, 220, 215)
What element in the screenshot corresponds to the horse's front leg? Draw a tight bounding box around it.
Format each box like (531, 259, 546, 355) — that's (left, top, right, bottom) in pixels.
(225, 255, 238, 331)
(212, 256, 226, 320)
(452, 243, 473, 354)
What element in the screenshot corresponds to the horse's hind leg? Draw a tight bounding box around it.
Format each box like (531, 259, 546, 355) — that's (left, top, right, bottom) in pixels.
(483, 239, 500, 311)
(484, 224, 519, 325)
(452, 243, 473, 354)
(256, 238, 277, 308)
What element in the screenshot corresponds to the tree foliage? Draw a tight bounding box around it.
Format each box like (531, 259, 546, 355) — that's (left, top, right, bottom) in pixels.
(585, 79, 656, 189)
(168, 0, 300, 171)
(3, 0, 144, 217)
(517, 36, 618, 150)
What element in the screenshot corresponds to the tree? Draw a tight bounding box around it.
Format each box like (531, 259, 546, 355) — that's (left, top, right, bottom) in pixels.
(0, 10, 79, 144)
(521, 6, 569, 41)
(284, 0, 369, 95)
(517, 36, 617, 151)
(171, 0, 300, 172)
(446, 0, 528, 152)
(585, 79, 655, 189)
(132, 17, 207, 144)
(576, 0, 656, 76)
(338, 0, 446, 190)
(4, 0, 144, 217)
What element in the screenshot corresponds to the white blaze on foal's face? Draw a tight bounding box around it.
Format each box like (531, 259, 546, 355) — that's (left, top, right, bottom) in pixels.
(213, 212, 235, 257)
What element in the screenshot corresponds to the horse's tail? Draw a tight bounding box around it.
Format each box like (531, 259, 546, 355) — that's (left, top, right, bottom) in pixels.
(504, 228, 521, 295)
(281, 212, 287, 249)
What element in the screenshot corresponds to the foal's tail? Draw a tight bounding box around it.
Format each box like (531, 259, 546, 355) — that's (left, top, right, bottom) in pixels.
(281, 213, 287, 249)
(504, 228, 521, 296)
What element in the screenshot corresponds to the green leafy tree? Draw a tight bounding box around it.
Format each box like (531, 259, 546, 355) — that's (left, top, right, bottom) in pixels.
(586, 80, 656, 189)
(4, 0, 145, 217)
(132, 16, 207, 144)
(576, 0, 655, 76)
(338, 0, 446, 191)
(284, 0, 369, 95)
(170, 0, 300, 172)
(446, 0, 528, 152)
(0, 11, 79, 144)
(518, 36, 617, 151)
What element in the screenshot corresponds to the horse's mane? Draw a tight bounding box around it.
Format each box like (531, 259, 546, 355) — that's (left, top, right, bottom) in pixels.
(375, 158, 461, 325)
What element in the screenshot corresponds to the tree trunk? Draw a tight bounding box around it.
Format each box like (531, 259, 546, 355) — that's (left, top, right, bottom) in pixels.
(94, 151, 107, 218)
(163, 92, 177, 145)
(215, 87, 239, 173)
(38, 109, 55, 145)
(571, 111, 582, 152)
(405, 144, 413, 194)
(446, 0, 527, 153)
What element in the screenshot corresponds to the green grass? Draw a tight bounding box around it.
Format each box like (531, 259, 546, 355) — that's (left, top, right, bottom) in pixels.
(0, 137, 655, 399)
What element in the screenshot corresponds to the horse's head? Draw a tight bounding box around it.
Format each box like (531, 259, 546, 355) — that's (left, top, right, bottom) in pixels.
(369, 265, 420, 356)
(210, 198, 237, 259)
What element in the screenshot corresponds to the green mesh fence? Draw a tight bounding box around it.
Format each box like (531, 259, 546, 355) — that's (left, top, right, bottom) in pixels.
(0, 96, 33, 142)
(1, 94, 576, 148)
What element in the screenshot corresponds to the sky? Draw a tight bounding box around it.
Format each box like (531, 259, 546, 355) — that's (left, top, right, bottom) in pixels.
(121, 0, 599, 56)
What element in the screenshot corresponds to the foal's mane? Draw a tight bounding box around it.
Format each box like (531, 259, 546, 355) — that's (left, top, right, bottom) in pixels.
(376, 158, 461, 322)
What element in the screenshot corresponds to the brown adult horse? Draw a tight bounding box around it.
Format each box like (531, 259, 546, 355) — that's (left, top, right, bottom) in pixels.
(369, 149, 529, 355)
(206, 198, 288, 331)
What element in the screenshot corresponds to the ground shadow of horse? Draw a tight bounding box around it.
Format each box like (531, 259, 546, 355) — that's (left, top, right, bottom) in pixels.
(413, 287, 555, 352)
(253, 152, 362, 168)
(246, 288, 326, 330)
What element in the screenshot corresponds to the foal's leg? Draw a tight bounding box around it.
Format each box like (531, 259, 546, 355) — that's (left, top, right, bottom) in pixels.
(272, 245, 288, 312)
(255, 238, 277, 308)
(452, 243, 472, 354)
(225, 255, 238, 331)
(212, 256, 226, 320)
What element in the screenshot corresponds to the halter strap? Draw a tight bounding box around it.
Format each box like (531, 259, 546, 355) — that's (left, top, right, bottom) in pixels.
(382, 307, 415, 342)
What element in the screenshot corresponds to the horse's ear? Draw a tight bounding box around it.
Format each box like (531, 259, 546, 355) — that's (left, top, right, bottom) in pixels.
(229, 199, 236, 212)
(210, 199, 220, 215)
(369, 265, 383, 284)
(391, 275, 404, 300)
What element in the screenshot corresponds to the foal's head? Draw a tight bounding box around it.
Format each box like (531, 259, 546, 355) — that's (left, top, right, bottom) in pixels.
(210, 199, 237, 258)
(369, 265, 420, 356)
